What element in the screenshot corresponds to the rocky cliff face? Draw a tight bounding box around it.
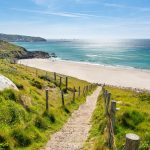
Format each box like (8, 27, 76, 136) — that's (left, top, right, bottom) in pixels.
(0, 40, 50, 59)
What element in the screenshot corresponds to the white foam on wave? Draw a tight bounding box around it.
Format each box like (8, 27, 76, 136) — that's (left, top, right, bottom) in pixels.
(86, 54, 98, 57)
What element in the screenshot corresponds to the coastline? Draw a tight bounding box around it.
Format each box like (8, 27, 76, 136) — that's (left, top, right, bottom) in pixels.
(18, 58, 150, 90)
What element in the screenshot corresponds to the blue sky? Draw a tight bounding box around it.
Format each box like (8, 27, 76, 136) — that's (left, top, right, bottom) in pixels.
(0, 0, 150, 39)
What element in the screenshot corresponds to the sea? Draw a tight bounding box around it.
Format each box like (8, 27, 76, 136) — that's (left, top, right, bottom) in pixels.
(15, 39, 150, 70)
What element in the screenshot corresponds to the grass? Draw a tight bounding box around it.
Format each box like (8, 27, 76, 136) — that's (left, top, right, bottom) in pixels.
(0, 40, 27, 58)
(84, 86, 150, 150)
(0, 59, 95, 150)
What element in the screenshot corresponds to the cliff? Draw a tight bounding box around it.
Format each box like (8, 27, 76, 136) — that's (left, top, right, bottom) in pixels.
(0, 40, 50, 59)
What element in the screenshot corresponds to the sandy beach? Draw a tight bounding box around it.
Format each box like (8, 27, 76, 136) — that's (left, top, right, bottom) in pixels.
(19, 59, 150, 90)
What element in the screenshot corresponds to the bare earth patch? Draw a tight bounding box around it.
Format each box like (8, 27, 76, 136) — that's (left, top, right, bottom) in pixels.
(43, 87, 101, 150)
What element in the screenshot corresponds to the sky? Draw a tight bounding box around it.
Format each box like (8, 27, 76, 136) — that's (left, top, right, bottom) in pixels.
(0, 0, 150, 39)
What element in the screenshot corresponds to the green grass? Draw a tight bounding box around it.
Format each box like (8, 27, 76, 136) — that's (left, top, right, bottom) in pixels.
(84, 86, 150, 150)
(0, 40, 27, 58)
(0, 59, 95, 150)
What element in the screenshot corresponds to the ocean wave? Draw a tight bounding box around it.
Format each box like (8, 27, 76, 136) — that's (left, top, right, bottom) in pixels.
(86, 54, 98, 57)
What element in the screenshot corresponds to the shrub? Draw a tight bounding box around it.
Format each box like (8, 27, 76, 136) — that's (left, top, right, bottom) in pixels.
(12, 129, 31, 147)
(138, 93, 150, 103)
(2, 89, 17, 101)
(121, 110, 145, 129)
(39, 75, 50, 82)
(43, 111, 56, 123)
(16, 83, 24, 90)
(0, 135, 10, 150)
(35, 116, 48, 129)
(30, 79, 42, 89)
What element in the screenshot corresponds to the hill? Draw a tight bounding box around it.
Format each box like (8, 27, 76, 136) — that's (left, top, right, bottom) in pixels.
(0, 59, 94, 150)
(0, 33, 46, 42)
(0, 40, 49, 59)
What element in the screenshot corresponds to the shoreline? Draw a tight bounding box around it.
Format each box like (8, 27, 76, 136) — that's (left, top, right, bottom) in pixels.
(19, 58, 150, 90)
(57, 59, 150, 73)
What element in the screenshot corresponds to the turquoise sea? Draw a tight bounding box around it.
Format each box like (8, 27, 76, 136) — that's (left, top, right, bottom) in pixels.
(15, 39, 150, 70)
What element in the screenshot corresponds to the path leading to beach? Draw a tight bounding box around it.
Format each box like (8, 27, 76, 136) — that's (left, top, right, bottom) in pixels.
(43, 87, 101, 150)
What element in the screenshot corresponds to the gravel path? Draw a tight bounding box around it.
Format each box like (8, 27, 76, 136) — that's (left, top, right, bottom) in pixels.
(43, 87, 101, 150)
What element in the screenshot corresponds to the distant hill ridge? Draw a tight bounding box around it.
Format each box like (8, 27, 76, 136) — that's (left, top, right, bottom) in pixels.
(0, 33, 47, 42)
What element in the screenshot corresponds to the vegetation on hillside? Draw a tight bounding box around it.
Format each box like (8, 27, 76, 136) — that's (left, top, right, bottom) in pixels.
(0, 40, 28, 58)
(0, 59, 94, 150)
(0, 33, 46, 42)
(0, 40, 49, 59)
(84, 86, 150, 150)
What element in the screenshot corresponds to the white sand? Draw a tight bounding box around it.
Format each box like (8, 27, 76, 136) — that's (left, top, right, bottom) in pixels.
(19, 59, 150, 90)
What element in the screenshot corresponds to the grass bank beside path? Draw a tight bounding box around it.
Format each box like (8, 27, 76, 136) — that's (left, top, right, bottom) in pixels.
(84, 86, 150, 150)
(0, 59, 96, 150)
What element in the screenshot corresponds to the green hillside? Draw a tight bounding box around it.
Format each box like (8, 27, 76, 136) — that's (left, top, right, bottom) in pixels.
(0, 40, 28, 58)
(85, 86, 150, 150)
(0, 33, 46, 42)
(0, 59, 95, 150)
(0, 40, 49, 59)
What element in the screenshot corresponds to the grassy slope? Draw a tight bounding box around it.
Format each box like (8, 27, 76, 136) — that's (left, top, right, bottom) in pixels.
(85, 86, 150, 150)
(0, 59, 94, 150)
(0, 40, 27, 58)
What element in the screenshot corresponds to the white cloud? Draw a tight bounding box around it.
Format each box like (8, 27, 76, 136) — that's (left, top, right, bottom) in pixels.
(104, 3, 150, 12)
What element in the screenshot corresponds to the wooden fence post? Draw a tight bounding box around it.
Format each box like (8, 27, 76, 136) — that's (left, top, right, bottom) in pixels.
(124, 133, 140, 150)
(66, 77, 68, 91)
(54, 72, 56, 81)
(60, 76, 62, 88)
(46, 72, 48, 78)
(106, 93, 111, 115)
(61, 90, 65, 106)
(110, 100, 116, 132)
(83, 86, 85, 96)
(108, 99, 115, 150)
(45, 89, 49, 111)
(73, 87, 76, 102)
(78, 86, 80, 97)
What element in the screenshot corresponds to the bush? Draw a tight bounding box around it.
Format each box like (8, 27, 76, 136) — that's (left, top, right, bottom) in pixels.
(12, 129, 31, 147)
(43, 111, 56, 123)
(2, 89, 17, 101)
(30, 79, 42, 89)
(39, 75, 50, 82)
(138, 93, 150, 103)
(35, 116, 48, 129)
(16, 83, 24, 90)
(121, 110, 145, 129)
(0, 135, 10, 150)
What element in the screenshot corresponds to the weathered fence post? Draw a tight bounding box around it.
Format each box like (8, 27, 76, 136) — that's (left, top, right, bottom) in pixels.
(110, 100, 116, 131)
(46, 72, 48, 78)
(60, 76, 62, 88)
(66, 77, 68, 91)
(124, 133, 140, 150)
(61, 90, 65, 106)
(83, 86, 85, 96)
(78, 86, 80, 97)
(108, 100, 116, 150)
(73, 87, 76, 102)
(106, 93, 111, 115)
(45, 89, 49, 111)
(54, 72, 56, 81)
